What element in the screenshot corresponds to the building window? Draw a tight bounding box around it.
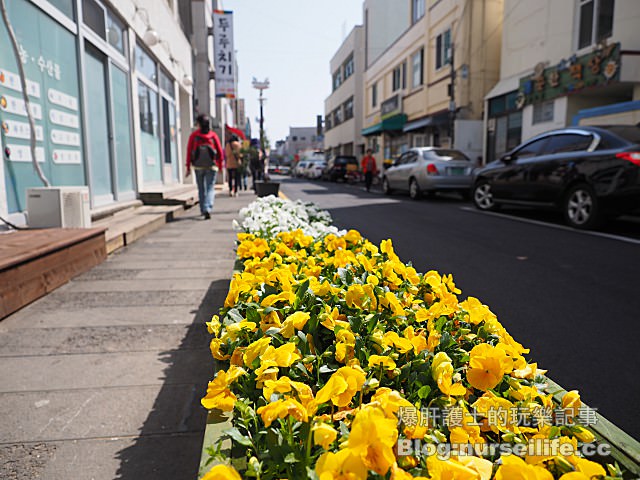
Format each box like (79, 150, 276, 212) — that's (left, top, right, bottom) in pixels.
(578, 0, 614, 49)
(334, 107, 343, 126)
(435, 29, 451, 70)
(332, 69, 342, 91)
(412, 0, 425, 23)
(391, 65, 402, 92)
(372, 82, 378, 107)
(83, 0, 106, 38)
(412, 49, 423, 88)
(325, 115, 332, 130)
(343, 54, 354, 80)
(344, 97, 354, 120)
(135, 44, 157, 83)
(532, 100, 554, 124)
(138, 82, 157, 135)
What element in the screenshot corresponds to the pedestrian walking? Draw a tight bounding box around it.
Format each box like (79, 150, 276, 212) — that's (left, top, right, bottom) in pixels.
(186, 114, 224, 219)
(361, 148, 378, 192)
(225, 135, 242, 196)
(249, 146, 263, 190)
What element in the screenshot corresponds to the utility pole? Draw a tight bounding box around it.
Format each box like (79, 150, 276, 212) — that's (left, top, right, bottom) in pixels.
(449, 42, 456, 148)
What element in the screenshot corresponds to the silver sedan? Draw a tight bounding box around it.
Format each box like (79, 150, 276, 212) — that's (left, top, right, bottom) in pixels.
(382, 147, 474, 200)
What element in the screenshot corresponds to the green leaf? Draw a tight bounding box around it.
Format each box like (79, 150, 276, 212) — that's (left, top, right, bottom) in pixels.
(223, 427, 252, 447)
(418, 385, 431, 399)
(246, 307, 261, 324)
(227, 308, 244, 323)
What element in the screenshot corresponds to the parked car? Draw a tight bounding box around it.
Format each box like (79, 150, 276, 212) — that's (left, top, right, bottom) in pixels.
(322, 155, 359, 182)
(293, 161, 310, 177)
(305, 161, 326, 179)
(471, 125, 640, 229)
(381, 147, 474, 199)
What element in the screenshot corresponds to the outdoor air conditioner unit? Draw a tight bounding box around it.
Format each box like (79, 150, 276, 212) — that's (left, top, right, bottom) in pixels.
(26, 186, 91, 228)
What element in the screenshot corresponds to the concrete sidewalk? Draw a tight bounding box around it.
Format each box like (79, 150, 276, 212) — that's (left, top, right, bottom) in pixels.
(0, 189, 254, 480)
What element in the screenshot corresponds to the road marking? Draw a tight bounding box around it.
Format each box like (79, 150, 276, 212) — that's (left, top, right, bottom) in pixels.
(460, 207, 640, 245)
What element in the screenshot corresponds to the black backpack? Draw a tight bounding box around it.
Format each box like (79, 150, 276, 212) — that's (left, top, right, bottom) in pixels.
(191, 136, 218, 168)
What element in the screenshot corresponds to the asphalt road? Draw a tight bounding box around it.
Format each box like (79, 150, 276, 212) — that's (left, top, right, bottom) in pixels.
(278, 174, 640, 441)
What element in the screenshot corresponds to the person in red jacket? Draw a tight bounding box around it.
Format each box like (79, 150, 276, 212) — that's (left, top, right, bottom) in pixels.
(361, 148, 378, 192)
(186, 114, 224, 219)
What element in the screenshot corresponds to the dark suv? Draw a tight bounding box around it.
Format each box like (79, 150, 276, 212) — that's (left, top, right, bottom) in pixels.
(322, 155, 359, 182)
(472, 125, 640, 229)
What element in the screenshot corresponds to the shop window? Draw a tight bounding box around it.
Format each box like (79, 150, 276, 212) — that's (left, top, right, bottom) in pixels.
(412, 49, 423, 87)
(435, 29, 451, 70)
(49, 0, 75, 19)
(83, 0, 106, 39)
(106, 11, 126, 55)
(578, 0, 614, 49)
(138, 82, 156, 135)
(135, 44, 157, 83)
(159, 69, 175, 97)
(532, 100, 554, 124)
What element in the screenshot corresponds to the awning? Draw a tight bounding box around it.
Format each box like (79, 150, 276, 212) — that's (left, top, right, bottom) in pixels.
(402, 112, 449, 132)
(225, 124, 247, 140)
(484, 72, 526, 100)
(361, 114, 407, 136)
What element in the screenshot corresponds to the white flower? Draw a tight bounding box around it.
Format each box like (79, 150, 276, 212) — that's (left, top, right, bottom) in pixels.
(234, 196, 344, 239)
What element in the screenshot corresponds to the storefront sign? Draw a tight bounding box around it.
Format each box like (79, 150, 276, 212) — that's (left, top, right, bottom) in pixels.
(381, 94, 401, 119)
(213, 10, 236, 98)
(517, 43, 620, 108)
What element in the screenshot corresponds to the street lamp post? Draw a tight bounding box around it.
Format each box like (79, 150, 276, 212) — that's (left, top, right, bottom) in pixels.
(252, 78, 270, 152)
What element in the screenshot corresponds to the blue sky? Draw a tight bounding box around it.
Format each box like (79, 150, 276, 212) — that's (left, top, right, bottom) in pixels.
(220, 1, 363, 143)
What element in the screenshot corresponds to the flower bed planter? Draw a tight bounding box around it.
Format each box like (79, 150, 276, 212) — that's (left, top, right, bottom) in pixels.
(198, 198, 640, 479)
(255, 181, 280, 198)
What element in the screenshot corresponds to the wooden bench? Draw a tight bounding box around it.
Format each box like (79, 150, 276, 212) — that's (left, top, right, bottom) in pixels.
(0, 228, 106, 319)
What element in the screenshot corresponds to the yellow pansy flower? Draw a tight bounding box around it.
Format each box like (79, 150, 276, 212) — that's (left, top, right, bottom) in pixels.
(201, 464, 242, 480)
(256, 397, 308, 427)
(403, 326, 428, 355)
(495, 454, 553, 480)
(425, 455, 480, 480)
(316, 365, 366, 407)
(209, 337, 230, 361)
(280, 311, 310, 338)
(383, 331, 413, 354)
(312, 422, 338, 449)
(368, 354, 397, 371)
(201, 366, 246, 412)
(432, 352, 466, 397)
(467, 343, 512, 391)
(243, 337, 271, 367)
(315, 448, 367, 480)
(348, 405, 398, 475)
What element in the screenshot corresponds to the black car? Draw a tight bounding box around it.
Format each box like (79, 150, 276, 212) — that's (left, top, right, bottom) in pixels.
(472, 125, 640, 229)
(322, 155, 359, 182)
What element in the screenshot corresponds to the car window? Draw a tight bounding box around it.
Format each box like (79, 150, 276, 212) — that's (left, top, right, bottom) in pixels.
(513, 137, 548, 159)
(543, 134, 593, 154)
(430, 149, 469, 160)
(406, 152, 418, 164)
(396, 153, 410, 165)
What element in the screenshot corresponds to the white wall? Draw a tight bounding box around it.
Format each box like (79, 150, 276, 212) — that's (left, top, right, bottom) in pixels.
(364, 0, 410, 68)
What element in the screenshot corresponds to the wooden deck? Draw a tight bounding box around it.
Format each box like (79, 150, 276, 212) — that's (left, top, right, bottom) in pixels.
(0, 228, 106, 319)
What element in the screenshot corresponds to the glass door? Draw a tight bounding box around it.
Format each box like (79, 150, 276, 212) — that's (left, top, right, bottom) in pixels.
(109, 64, 135, 198)
(83, 44, 114, 205)
(161, 97, 179, 182)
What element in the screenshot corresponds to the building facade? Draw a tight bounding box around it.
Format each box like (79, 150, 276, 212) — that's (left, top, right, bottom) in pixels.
(324, 25, 365, 159)
(361, 0, 503, 168)
(485, 0, 640, 163)
(284, 127, 323, 161)
(0, 0, 232, 224)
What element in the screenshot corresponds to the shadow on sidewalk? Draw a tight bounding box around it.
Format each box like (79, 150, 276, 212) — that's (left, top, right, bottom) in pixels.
(114, 279, 228, 479)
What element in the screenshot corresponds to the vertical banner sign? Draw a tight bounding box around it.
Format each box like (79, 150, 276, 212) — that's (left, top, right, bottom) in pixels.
(213, 10, 235, 98)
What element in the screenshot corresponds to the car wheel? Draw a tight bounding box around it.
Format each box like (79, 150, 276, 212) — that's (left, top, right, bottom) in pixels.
(563, 184, 601, 229)
(382, 177, 392, 195)
(473, 181, 497, 211)
(409, 178, 421, 200)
